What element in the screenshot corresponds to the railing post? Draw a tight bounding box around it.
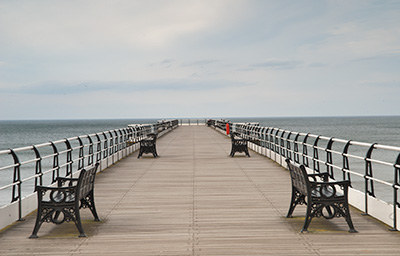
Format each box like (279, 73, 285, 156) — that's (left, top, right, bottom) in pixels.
(280, 131, 286, 158)
(294, 134, 300, 164)
(87, 135, 94, 166)
(32, 146, 43, 190)
(391, 153, 400, 231)
(326, 138, 334, 178)
(261, 127, 265, 149)
(363, 143, 377, 216)
(264, 128, 269, 151)
(274, 129, 280, 154)
(114, 130, 119, 153)
(9, 149, 24, 221)
(108, 131, 114, 157)
(121, 129, 127, 150)
(302, 134, 309, 167)
(95, 134, 102, 163)
(268, 128, 274, 158)
(50, 142, 60, 183)
(64, 139, 73, 177)
(77, 137, 84, 170)
(342, 141, 352, 182)
(313, 136, 320, 173)
(286, 132, 292, 161)
(102, 132, 108, 159)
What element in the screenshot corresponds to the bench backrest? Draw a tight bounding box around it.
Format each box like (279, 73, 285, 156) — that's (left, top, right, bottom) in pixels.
(285, 159, 309, 196)
(148, 133, 157, 141)
(77, 163, 99, 200)
(230, 132, 243, 141)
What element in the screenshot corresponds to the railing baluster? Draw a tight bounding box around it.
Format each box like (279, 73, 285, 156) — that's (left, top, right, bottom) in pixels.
(313, 136, 320, 173)
(0, 120, 179, 230)
(64, 139, 73, 177)
(326, 138, 334, 178)
(50, 142, 60, 183)
(364, 144, 377, 216)
(302, 134, 309, 167)
(286, 132, 292, 161)
(9, 149, 24, 221)
(294, 134, 300, 164)
(342, 141, 352, 182)
(87, 135, 94, 166)
(32, 146, 43, 190)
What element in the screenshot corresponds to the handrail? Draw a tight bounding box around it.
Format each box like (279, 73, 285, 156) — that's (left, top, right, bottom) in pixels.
(0, 120, 179, 223)
(179, 119, 207, 126)
(208, 118, 400, 231)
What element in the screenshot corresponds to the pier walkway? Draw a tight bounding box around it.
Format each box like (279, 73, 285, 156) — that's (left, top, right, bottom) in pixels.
(1, 126, 400, 255)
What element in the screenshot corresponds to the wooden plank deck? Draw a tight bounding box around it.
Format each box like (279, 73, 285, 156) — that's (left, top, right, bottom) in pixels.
(1, 125, 400, 255)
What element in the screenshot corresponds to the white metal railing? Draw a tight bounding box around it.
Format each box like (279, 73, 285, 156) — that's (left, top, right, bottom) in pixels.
(0, 119, 179, 230)
(179, 119, 207, 126)
(209, 119, 400, 231)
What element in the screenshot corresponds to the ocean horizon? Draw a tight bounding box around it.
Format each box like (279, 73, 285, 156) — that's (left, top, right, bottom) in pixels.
(1, 115, 400, 151)
(0, 115, 399, 206)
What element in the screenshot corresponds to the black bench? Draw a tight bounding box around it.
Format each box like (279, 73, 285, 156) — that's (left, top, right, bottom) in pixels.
(30, 163, 100, 238)
(285, 159, 357, 233)
(138, 133, 158, 158)
(230, 132, 250, 157)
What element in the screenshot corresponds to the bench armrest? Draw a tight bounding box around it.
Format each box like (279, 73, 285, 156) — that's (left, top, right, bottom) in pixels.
(311, 180, 351, 187)
(36, 185, 78, 203)
(232, 137, 248, 142)
(307, 172, 330, 182)
(56, 177, 79, 187)
(310, 180, 351, 198)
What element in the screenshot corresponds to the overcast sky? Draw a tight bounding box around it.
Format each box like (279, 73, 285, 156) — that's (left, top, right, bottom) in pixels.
(0, 0, 399, 120)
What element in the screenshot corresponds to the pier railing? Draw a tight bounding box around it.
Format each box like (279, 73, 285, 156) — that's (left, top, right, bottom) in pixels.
(0, 119, 178, 230)
(179, 119, 207, 126)
(210, 119, 400, 231)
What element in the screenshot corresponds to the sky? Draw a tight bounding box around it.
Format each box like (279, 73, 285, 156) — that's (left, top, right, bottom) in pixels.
(0, 0, 399, 120)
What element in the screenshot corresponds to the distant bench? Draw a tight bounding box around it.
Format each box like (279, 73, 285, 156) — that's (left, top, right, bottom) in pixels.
(285, 159, 357, 233)
(30, 163, 100, 238)
(138, 133, 158, 158)
(230, 132, 250, 157)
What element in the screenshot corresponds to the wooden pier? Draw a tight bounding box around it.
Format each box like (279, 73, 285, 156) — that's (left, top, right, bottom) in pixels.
(1, 126, 400, 255)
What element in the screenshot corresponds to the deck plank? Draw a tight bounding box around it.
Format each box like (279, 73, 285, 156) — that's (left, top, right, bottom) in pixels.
(1, 125, 400, 255)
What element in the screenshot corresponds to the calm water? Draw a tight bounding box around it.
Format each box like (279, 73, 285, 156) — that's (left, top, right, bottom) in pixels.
(229, 116, 400, 147)
(0, 119, 160, 150)
(1, 116, 400, 150)
(0, 116, 400, 206)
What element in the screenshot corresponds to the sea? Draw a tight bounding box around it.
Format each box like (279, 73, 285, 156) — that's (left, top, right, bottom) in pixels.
(1, 116, 400, 150)
(229, 116, 400, 147)
(0, 116, 400, 206)
(0, 118, 161, 151)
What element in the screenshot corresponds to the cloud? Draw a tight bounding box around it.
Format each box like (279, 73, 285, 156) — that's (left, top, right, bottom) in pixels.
(308, 62, 328, 68)
(250, 59, 303, 70)
(158, 59, 176, 68)
(352, 52, 400, 62)
(153, 59, 221, 69)
(0, 1, 230, 53)
(1, 1, 400, 119)
(0, 79, 248, 95)
(359, 80, 400, 89)
(182, 60, 219, 67)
